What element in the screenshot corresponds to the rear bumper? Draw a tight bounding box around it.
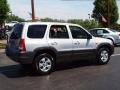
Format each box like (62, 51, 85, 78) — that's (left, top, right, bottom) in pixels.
(6, 49, 34, 64)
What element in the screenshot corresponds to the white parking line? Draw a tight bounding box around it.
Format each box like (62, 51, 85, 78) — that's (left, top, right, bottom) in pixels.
(112, 54, 120, 57)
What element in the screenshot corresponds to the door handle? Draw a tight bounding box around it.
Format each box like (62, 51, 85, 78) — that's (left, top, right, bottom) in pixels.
(74, 41, 80, 45)
(51, 42, 57, 45)
(74, 43, 78, 45)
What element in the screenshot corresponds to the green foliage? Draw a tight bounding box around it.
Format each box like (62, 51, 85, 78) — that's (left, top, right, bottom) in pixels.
(92, 0, 119, 27)
(111, 23, 120, 31)
(41, 17, 65, 22)
(67, 19, 100, 30)
(0, 0, 9, 27)
(40, 18, 100, 30)
(6, 14, 25, 22)
(0, 43, 6, 49)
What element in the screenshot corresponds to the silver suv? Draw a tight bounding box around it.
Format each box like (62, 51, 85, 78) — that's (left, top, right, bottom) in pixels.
(6, 22, 114, 75)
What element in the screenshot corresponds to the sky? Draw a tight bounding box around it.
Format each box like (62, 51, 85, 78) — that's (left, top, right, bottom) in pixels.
(7, 0, 120, 23)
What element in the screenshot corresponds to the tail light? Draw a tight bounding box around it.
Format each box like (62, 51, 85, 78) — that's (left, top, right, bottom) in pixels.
(19, 39, 26, 52)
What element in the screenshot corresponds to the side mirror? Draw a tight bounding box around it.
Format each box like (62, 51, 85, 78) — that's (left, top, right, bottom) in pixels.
(87, 34, 92, 39)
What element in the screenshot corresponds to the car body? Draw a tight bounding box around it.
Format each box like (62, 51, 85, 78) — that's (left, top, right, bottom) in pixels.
(6, 22, 114, 75)
(89, 28, 120, 45)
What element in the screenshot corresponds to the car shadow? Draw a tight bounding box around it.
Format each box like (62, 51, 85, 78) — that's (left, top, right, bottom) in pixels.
(0, 60, 97, 78)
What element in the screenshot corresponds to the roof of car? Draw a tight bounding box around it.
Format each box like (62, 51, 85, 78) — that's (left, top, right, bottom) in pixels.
(20, 21, 80, 26)
(90, 28, 110, 30)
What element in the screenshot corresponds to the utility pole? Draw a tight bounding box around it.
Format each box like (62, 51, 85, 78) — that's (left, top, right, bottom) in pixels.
(88, 14, 91, 20)
(31, 0, 35, 22)
(108, 0, 110, 28)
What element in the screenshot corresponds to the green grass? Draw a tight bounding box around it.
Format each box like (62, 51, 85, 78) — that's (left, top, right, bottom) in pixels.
(0, 43, 6, 49)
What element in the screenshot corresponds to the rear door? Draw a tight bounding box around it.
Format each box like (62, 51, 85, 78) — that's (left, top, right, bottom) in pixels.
(48, 25, 73, 61)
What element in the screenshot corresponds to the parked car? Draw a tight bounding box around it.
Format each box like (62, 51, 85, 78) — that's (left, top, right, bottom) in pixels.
(6, 22, 114, 75)
(0, 28, 6, 39)
(89, 28, 120, 46)
(5, 21, 18, 38)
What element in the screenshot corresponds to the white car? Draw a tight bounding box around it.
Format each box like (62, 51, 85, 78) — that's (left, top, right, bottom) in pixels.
(6, 22, 114, 75)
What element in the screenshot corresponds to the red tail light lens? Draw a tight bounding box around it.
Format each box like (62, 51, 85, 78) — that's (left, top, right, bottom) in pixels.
(19, 39, 26, 52)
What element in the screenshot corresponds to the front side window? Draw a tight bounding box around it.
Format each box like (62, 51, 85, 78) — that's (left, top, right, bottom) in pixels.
(49, 25, 69, 39)
(27, 25, 47, 38)
(69, 26, 89, 39)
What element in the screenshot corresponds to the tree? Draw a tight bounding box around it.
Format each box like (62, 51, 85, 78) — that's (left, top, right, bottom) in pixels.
(92, 0, 119, 27)
(41, 17, 65, 22)
(6, 14, 25, 22)
(0, 0, 9, 27)
(67, 19, 99, 30)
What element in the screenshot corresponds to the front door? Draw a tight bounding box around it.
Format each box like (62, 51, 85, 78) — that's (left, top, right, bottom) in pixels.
(69, 26, 96, 60)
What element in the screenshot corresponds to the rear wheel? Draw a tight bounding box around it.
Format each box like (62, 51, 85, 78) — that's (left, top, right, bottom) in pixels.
(96, 47, 110, 65)
(34, 53, 55, 75)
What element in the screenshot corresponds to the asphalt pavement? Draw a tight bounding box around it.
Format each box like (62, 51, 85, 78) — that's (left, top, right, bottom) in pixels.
(0, 47, 120, 90)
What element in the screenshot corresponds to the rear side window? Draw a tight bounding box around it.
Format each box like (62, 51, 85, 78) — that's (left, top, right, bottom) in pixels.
(49, 25, 69, 39)
(27, 25, 47, 38)
(10, 24, 23, 39)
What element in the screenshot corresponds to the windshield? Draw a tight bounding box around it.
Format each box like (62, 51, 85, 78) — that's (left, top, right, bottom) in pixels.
(110, 29, 118, 32)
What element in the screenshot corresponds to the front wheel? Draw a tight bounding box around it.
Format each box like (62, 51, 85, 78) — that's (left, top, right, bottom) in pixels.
(34, 53, 55, 75)
(96, 47, 110, 65)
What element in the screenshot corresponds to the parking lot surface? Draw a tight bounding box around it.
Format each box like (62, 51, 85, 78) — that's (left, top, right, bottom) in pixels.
(0, 47, 120, 90)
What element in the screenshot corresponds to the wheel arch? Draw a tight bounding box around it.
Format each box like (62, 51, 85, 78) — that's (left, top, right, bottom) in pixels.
(106, 37, 115, 44)
(96, 43, 114, 55)
(33, 47, 57, 63)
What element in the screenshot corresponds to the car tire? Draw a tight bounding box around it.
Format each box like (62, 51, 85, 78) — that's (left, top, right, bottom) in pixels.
(34, 53, 55, 75)
(96, 47, 110, 65)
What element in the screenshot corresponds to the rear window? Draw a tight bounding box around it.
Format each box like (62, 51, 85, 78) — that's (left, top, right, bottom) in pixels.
(27, 25, 47, 38)
(10, 24, 23, 39)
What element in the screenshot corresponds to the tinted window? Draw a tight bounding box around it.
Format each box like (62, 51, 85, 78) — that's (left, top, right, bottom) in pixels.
(10, 24, 23, 39)
(103, 30, 109, 33)
(97, 29, 109, 34)
(27, 25, 47, 38)
(69, 26, 89, 39)
(90, 30, 98, 36)
(49, 25, 69, 39)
